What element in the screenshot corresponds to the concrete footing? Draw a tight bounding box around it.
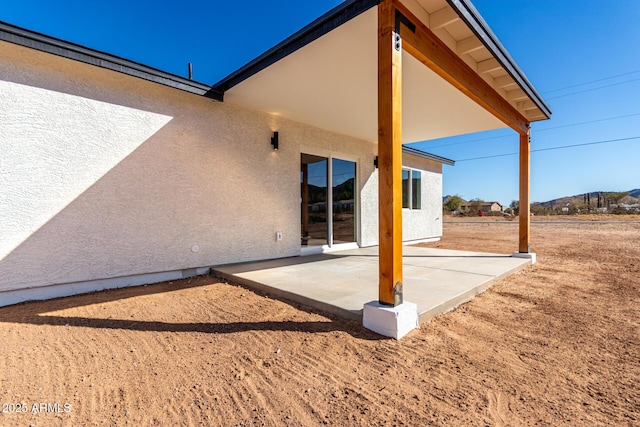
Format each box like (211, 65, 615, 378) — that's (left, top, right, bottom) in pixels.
(363, 301, 419, 339)
(512, 252, 537, 264)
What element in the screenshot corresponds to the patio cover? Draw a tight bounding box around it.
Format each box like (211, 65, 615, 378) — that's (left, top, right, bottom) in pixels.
(213, 0, 551, 308)
(213, 0, 550, 144)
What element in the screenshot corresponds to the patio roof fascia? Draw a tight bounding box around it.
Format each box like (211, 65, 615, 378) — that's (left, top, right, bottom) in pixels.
(446, 0, 552, 120)
(0, 20, 223, 101)
(402, 146, 455, 166)
(212, 0, 382, 95)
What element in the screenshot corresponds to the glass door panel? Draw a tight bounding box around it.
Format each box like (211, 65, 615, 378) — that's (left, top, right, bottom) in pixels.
(301, 154, 328, 247)
(332, 158, 356, 244)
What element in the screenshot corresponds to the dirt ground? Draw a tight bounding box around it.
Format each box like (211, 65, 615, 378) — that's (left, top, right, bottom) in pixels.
(1, 218, 638, 426)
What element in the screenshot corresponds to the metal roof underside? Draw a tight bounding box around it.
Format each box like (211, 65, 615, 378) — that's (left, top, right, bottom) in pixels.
(213, 0, 550, 145)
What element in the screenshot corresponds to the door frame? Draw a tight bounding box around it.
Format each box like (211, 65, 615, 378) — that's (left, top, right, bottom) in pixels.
(300, 147, 360, 255)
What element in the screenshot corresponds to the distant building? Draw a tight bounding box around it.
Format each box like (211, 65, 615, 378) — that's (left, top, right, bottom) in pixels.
(460, 202, 502, 213)
(616, 203, 640, 212)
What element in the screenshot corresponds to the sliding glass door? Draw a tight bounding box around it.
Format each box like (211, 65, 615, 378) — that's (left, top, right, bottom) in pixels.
(301, 154, 356, 249)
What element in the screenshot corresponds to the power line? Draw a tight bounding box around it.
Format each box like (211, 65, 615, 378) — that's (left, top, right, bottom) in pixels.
(412, 71, 640, 151)
(534, 113, 640, 133)
(542, 69, 640, 94)
(532, 136, 639, 153)
(418, 112, 640, 150)
(455, 136, 640, 163)
(546, 77, 640, 100)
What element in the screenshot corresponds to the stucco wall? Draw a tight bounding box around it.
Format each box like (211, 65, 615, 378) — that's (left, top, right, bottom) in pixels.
(360, 168, 380, 248)
(358, 154, 445, 246)
(0, 41, 379, 294)
(401, 153, 444, 242)
(0, 41, 445, 300)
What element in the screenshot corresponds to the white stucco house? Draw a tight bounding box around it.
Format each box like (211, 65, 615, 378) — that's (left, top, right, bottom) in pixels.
(0, 0, 550, 308)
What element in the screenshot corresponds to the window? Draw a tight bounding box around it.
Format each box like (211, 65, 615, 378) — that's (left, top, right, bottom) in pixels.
(412, 170, 421, 209)
(402, 168, 421, 210)
(402, 169, 410, 208)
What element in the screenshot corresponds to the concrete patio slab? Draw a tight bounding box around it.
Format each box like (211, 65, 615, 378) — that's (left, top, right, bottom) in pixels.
(212, 246, 531, 323)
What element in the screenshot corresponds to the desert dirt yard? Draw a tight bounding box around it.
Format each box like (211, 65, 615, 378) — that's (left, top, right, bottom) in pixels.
(0, 217, 638, 426)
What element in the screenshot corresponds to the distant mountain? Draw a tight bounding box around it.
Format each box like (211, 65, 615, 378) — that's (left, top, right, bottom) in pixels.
(444, 190, 639, 209)
(536, 189, 639, 208)
(443, 195, 467, 203)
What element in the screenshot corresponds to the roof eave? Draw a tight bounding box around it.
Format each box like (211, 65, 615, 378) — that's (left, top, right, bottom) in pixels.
(402, 146, 455, 166)
(0, 20, 222, 101)
(212, 0, 381, 94)
(447, 0, 551, 120)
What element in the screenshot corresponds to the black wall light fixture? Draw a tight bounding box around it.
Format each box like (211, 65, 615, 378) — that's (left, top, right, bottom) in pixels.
(374, 155, 378, 168)
(271, 131, 279, 150)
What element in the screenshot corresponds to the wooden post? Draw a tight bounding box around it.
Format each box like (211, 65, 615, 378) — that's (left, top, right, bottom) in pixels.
(518, 128, 531, 253)
(378, 0, 403, 306)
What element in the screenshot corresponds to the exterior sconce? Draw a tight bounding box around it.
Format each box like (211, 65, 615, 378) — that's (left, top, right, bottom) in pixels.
(271, 131, 279, 150)
(373, 156, 378, 168)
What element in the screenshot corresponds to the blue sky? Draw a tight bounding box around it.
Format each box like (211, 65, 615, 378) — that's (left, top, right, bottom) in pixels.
(2, 0, 639, 204)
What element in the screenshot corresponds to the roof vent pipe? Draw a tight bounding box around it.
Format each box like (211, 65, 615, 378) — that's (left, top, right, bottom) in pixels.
(188, 62, 193, 80)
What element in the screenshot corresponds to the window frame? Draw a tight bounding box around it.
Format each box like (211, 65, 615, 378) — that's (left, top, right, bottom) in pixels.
(401, 167, 422, 210)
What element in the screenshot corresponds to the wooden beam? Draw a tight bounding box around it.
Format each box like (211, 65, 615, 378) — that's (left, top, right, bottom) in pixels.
(378, 0, 403, 306)
(506, 88, 528, 102)
(518, 129, 531, 253)
(392, 0, 529, 134)
(525, 110, 547, 121)
(477, 58, 502, 74)
(430, 7, 460, 30)
(494, 74, 517, 90)
(517, 99, 538, 111)
(457, 36, 484, 55)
